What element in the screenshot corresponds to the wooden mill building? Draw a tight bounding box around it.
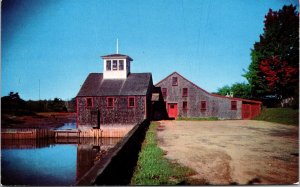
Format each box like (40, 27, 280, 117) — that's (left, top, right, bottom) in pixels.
(155, 72, 261, 120)
(76, 53, 153, 128)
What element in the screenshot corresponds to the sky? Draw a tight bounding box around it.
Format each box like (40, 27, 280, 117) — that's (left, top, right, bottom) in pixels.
(2, 0, 298, 100)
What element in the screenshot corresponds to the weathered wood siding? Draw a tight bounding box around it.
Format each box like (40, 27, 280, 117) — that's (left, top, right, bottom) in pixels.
(77, 96, 147, 127)
(156, 72, 242, 119)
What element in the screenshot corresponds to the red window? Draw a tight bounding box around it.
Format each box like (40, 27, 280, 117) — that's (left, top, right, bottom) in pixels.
(172, 77, 178, 86)
(86, 97, 93, 107)
(182, 88, 188, 97)
(231, 101, 237, 110)
(201, 101, 206, 111)
(112, 60, 118, 70)
(128, 97, 136, 108)
(119, 60, 124, 70)
(162, 88, 167, 97)
(107, 97, 114, 108)
(106, 60, 111, 71)
(183, 101, 188, 110)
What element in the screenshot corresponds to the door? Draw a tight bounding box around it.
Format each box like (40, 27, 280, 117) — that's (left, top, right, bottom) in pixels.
(168, 103, 178, 118)
(242, 104, 251, 119)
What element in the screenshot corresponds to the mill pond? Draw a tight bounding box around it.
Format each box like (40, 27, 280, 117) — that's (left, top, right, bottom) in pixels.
(1, 122, 122, 186)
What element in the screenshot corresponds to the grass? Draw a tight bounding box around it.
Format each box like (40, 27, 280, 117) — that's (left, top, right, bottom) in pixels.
(131, 122, 198, 185)
(176, 117, 219, 121)
(254, 108, 299, 125)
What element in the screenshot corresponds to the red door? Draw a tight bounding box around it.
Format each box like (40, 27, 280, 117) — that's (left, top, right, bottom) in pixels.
(242, 104, 251, 119)
(168, 103, 178, 118)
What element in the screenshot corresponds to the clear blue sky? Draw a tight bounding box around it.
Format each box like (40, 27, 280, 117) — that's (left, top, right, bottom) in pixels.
(2, 0, 298, 100)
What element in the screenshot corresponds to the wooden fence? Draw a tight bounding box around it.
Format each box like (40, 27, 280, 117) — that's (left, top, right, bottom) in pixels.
(1, 129, 54, 139)
(1, 125, 135, 140)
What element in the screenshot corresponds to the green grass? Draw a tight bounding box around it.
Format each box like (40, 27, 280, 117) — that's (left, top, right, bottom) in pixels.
(254, 108, 299, 125)
(176, 117, 219, 121)
(131, 122, 197, 185)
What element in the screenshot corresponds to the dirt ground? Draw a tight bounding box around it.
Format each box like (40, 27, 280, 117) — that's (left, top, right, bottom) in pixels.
(157, 120, 299, 185)
(1, 112, 76, 129)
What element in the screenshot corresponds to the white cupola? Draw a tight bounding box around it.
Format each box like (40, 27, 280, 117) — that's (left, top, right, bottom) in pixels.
(101, 54, 133, 79)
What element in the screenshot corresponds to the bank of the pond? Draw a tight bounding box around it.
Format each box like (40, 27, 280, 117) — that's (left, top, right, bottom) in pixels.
(131, 122, 196, 185)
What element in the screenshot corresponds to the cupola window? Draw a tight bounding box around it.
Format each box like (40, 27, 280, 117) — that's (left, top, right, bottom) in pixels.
(106, 60, 111, 71)
(119, 60, 124, 70)
(112, 60, 118, 70)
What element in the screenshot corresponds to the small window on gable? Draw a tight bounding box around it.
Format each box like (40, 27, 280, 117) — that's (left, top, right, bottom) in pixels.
(112, 60, 118, 70)
(86, 98, 93, 107)
(107, 97, 114, 108)
(182, 88, 188, 97)
(231, 101, 237, 110)
(183, 101, 188, 110)
(106, 60, 111, 71)
(119, 60, 124, 70)
(172, 77, 178, 86)
(128, 97, 135, 108)
(201, 101, 206, 111)
(162, 88, 167, 97)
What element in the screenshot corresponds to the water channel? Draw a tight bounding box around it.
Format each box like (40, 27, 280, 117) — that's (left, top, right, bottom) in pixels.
(1, 123, 122, 186)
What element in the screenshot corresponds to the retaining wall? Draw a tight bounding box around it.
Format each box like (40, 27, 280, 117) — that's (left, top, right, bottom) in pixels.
(76, 119, 149, 185)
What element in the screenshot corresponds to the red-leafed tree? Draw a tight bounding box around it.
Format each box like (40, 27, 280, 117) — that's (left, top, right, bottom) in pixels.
(244, 5, 299, 101)
(259, 56, 298, 96)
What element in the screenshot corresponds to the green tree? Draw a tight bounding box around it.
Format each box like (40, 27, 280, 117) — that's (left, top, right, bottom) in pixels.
(217, 83, 251, 99)
(217, 85, 231, 96)
(231, 83, 251, 99)
(244, 5, 299, 99)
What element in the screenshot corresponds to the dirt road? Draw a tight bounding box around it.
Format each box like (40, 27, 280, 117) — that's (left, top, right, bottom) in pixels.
(157, 120, 298, 185)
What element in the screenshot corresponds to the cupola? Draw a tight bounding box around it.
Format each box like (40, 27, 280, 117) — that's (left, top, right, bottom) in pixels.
(101, 53, 133, 79)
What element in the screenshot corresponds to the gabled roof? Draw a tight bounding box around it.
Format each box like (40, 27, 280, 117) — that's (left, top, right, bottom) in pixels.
(101, 54, 133, 61)
(155, 71, 261, 104)
(77, 73, 152, 97)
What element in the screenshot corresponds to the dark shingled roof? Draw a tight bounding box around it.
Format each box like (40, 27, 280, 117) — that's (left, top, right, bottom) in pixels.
(101, 54, 133, 61)
(77, 73, 152, 96)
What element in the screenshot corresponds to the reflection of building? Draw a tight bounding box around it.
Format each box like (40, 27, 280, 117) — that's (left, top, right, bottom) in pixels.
(76, 138, 121, 181)
(156, 72, 261, 119)
(76, 53, 153, 128)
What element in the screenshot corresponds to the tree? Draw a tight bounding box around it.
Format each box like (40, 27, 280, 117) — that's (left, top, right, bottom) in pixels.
(217, 83, 252, 99)
(244, 5, 299, 99)
(217, 85, 231, 96)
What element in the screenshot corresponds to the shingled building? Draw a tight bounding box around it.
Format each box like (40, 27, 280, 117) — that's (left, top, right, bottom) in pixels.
(76, 53, 153, 128)
(155, 72, 261, 120)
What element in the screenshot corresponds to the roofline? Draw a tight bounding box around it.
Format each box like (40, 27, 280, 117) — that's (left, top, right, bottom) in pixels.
(76, 94, 147, 97)
(155, 71, 261, 105)
(101, 54, 133, 61)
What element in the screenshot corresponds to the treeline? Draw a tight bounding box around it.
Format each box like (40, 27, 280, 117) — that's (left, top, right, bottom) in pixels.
(1, 92, 76, 114)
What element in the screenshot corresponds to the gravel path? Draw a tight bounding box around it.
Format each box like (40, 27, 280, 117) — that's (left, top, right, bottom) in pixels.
(157, 120, 299, 185)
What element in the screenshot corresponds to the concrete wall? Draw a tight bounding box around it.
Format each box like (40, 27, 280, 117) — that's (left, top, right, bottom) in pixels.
(76, 120, 149, 185)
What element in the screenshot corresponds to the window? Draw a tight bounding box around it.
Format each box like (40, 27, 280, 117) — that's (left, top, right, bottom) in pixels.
(107, 97, 114, 108)
(119, 60, 124, 70)
(231, 101, 237, 110)
(172, 77, 178, 86)
(86, 98, 93, 107)
(112, 60, 118, 70)
(182, 88, 188, 97)
(128, 97, 136, 108)
(200, 101, 206, 111)
(183, 101, 188, 110)
(106, 60, 111, 71)
(162, 88, 167, 97)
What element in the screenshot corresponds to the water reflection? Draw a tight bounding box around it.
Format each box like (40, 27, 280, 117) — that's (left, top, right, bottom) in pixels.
(1, 138, 121, 186)
(55, 122, 77, 130)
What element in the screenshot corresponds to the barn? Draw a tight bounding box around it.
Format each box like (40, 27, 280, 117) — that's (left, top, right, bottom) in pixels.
(76, 53, 153, 129)
(155, 72, 261, 120)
